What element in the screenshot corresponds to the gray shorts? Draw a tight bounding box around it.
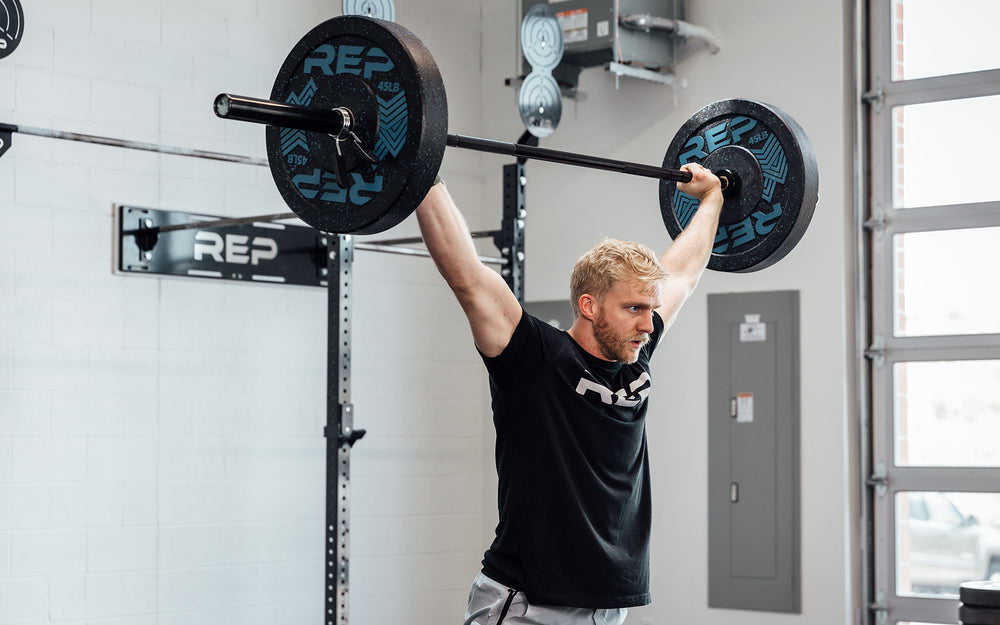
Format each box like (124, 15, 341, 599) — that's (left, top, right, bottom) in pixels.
(462, 572, 629, 625)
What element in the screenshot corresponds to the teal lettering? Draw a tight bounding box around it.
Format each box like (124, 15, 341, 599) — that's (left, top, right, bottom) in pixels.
(363, 47, 395, 78)
(303, 44, 396, 77)
(712, 227, 729, 254)
(729, 116, 757, 144)
(303, 44, 336, 75)
(753, 203, 783, 235)
(729, 218, 756, 248)
(336, 45, 365, 75)
(348, 173, 384, 204)
(679, 136, 707, 164)
(704, 121, 730, 152)
(293, 169, 324, 199)
(320, 175, 348, 202)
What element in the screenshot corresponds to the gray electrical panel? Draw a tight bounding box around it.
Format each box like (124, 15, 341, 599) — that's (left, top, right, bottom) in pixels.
(707, 290, 800, 613)
(519, 0, 684, 87)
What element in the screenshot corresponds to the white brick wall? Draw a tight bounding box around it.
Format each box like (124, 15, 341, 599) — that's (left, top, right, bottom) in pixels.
(0, 486, 49, 531)
(0, 532, 10, 577)
(0, 1, 491, 624)
(11, 530, 87, 576)
(0, 578, 49, 625)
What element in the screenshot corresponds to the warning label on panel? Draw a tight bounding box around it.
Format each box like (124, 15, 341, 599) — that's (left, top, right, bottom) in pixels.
(739, 314, 767, 342)
(736, 393, 754, 423)
(556, 8, 588, 44)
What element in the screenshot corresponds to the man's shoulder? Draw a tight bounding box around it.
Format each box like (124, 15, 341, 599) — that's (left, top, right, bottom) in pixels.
(519, 310, 571, 341)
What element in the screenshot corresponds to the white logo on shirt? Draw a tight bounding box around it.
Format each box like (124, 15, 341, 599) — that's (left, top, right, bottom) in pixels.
(575, 372, 651, 408)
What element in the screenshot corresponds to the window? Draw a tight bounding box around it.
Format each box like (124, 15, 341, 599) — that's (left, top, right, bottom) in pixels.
(865, 1, 1000, 624)
(890, 0, 1000, 80)
(893, 229, 1000, 337)
(895, 492, 1000, 597)
(894, 360, 1000, 467)
(891, 96, 1000, 210)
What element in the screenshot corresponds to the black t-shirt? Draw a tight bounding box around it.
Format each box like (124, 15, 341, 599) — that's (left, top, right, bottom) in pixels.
(479, 308, 665, 609)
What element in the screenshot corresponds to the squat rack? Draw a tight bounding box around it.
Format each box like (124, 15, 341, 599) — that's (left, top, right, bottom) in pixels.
(1, 121, 529, 625)
(321, 159, 526, 625)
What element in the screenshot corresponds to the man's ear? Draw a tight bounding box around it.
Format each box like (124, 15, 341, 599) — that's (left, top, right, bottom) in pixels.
(578, 294, 598, 321)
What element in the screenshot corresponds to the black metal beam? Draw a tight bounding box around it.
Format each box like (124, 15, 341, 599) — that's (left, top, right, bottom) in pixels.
(498, 162, 527, 303)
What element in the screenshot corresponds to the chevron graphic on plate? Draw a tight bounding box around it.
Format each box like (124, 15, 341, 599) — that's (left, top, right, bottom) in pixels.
(750, 135, 787, 202)
(672, 190, 700, 229)
(373, 91, 407, 160)
(280, 79, 319, 157)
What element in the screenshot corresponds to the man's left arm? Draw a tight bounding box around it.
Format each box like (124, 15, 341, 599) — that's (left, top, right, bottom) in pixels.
(655, 163, 724, 329)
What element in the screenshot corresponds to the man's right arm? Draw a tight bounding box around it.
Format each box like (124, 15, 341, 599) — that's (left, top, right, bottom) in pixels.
(415, 182, 523, 358)
(654, 163, 723, 330)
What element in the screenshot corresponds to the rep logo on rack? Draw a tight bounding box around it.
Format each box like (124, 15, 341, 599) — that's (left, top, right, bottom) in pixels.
(193, 232, 278, 266)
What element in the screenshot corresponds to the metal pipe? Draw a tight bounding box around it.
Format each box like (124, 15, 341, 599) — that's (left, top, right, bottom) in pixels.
(354, 242, 506, 266)
(618, 14, 680, 34)
(3, 122, 268, 166)
(366, 230, 500, 247)
(618, 14, 722, 54)
(125, 211, 500, 243)
(123, 215, 508, 265)
(121, 212, 300, 236)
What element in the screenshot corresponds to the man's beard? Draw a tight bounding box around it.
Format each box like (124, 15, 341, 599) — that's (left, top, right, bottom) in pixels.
(593, 311, 649, 364)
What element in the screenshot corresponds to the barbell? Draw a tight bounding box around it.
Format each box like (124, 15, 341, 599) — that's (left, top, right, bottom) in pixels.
(213, 15, 819, 272)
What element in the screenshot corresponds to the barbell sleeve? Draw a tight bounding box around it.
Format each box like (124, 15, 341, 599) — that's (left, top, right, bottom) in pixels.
(214, 94, 351, 136)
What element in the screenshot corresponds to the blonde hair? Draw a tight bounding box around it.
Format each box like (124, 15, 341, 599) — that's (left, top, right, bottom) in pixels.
(569, 238, 668, 316)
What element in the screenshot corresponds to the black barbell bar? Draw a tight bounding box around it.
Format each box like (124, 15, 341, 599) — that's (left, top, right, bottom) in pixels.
(214, 93, 730, 188)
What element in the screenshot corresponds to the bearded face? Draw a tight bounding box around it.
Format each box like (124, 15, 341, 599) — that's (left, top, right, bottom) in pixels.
(592, 302, 654, 365)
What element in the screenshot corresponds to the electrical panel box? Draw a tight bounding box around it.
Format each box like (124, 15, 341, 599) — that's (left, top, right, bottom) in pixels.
(706, 290, 800, 613)
(520, 0, 684, 87)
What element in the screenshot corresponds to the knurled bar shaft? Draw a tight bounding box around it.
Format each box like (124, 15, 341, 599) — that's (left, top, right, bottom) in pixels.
(444, 134, 692, 183)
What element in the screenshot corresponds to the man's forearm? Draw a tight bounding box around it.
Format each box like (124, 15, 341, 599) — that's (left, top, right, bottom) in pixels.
(415, 182, 483, 292)
(660, 188, 723, 281)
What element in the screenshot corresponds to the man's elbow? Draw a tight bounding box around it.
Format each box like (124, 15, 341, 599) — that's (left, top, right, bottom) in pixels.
(666, 267, 703, 297)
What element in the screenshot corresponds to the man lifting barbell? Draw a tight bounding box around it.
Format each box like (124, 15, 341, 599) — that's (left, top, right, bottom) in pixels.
(208, 14, 820, 623)
(416, 162, 722, 625)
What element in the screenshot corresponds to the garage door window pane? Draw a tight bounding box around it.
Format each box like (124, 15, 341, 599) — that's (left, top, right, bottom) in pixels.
(893, 228, 1000, 337)
(896, 492, 1000, 597)
(894, 360, 1000, 467)
(892, 96, 1000, 209)
(892, 0, 1000, 81)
